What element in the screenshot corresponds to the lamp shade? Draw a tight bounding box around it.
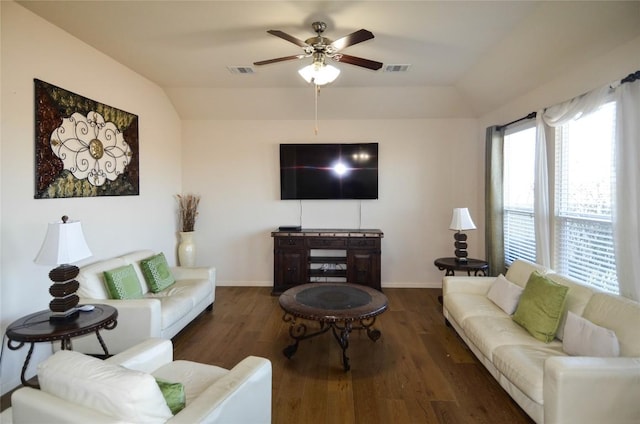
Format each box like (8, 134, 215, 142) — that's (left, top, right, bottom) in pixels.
(34, 219, 92, 266)
(449, 208, 476, 231)
(298, 63, 340, 85)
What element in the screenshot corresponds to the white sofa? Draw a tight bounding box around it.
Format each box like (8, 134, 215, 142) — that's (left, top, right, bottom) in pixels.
(7, 338, 272, 424)
(72, 250, 216, 354)
(443, 259, 640, 424)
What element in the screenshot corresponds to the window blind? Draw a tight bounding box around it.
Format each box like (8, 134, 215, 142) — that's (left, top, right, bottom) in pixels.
(554, 101, 618, 294)
(503, 126, 536, 267)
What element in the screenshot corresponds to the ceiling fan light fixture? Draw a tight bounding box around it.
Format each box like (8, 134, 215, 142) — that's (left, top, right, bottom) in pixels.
(298, 62, 340, 86)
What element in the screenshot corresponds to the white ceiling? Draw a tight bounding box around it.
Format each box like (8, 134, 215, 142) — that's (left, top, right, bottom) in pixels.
(17, 1, 640, 119)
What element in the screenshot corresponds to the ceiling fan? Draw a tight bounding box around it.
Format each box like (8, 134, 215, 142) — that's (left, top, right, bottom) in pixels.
(254, 21, 383, 85)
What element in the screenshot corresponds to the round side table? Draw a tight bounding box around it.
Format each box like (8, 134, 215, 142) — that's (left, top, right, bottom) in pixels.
(6, 304, 118, 387)
(434, 257, 489, 277)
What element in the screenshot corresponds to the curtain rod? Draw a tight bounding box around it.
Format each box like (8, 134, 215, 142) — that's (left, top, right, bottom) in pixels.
(621, 70, 640, 84)
(494, 69, 638, 132)
(496, 111, 537, 132)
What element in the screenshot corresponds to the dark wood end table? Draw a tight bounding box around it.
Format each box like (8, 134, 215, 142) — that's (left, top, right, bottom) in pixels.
(279, 283, 388, 371)
(6, 304, 118, 387)
(434, 257, 489, 277)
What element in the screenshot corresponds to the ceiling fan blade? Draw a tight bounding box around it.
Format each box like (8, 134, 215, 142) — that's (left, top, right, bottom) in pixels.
(333, 54, 383, 71)
(253, 55, 306, 66)
(267, 30, 308, 48)
(330, 29, 374, 51)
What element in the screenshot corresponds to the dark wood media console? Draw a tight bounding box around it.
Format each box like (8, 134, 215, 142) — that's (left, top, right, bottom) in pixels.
(271, 229, 383, 294)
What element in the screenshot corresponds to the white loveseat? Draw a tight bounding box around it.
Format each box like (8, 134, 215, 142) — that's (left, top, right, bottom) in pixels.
(8, 338, 272, 424)
(72, 250, 216, 354)
(443, 259, 640, 424)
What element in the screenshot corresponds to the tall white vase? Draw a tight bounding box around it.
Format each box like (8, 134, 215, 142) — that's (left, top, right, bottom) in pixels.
(178, 231, 196, 267)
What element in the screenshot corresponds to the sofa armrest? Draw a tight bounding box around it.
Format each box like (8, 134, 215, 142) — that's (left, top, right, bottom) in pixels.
(442, 276, 495, 296)
(544, 356, 640, 424)
(69, 298, 162, 354)
(171, 266, 216, 285)
(11, 387, 119, 424)
(168, 356, 272, 424)
(105, 338, 173, 373)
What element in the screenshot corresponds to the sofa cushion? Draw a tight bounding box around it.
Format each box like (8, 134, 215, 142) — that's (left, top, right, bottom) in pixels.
(505, 259, 550, 288)
(155, 378, 186, 415)
(513, 272, 569, 343)
(38, 350, 172, 423)
(141, 252, 176, 293)
(77, 257, 127, 299)
(104, 264, 144, 300)
(487, 274, 524, 315)
(462, 316, 561, 361)
(546, 273, 595, 340)
(493, 344, 566, 404)
(445, 292, 506, 325)
(562, 311, 620, 357)
(582, 293, 640, 356)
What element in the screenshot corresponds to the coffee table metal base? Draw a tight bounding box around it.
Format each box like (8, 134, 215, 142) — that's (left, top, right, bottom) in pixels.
(278, 283, 388, 372)
(282, 313, 382, 371)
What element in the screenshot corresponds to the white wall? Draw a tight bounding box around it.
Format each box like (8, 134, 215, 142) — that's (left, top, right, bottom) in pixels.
(181, 118, 482, 288)
(0, 2, 182, 394)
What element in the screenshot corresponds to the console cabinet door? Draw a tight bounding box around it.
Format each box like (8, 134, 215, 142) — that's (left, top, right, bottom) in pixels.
(347, 249, 381, 290)
(273, 237, 307, 294)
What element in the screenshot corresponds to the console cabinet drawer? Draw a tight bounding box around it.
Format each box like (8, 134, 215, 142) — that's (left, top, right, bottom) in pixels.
(307, 238, 347, 248)
(348, 238, 380, 248)
(276, 237, 305, 248)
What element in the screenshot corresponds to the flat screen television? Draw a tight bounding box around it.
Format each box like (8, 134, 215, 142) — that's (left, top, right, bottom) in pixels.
(280, 143, 378, 200)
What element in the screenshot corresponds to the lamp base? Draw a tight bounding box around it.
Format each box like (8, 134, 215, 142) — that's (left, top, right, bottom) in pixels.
(48, 264, 81, 322)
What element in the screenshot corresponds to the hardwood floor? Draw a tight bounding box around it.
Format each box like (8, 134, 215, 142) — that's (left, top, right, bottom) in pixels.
(173, 287, 534, 424)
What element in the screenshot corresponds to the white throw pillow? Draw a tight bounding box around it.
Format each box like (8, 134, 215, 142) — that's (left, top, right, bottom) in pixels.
(562, 311, 620, 357)
(38, 350, 173, 423)
(487, 274, 524, 315)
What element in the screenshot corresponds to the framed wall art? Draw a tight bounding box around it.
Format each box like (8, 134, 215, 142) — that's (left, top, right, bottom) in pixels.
(34, 79, 139, 198)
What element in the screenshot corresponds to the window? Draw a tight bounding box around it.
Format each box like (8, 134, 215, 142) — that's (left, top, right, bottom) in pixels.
(503, 126, 537, 266)
(554, 101, 618, 294)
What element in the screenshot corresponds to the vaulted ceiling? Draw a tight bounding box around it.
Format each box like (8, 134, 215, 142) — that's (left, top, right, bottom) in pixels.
(18, 1, 640, 119)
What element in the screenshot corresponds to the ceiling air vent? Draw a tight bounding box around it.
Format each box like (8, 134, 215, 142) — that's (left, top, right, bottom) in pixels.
(383, 64, 411, 73)
(227, 66, 256, 74)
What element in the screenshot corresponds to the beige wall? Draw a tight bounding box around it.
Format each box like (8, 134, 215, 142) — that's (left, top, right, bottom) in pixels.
(1, 2, 182, 393)
(181, 118, 482, 288)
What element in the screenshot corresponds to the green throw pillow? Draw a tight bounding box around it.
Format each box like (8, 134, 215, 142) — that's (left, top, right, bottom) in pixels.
(513, 271, 569, 343)
(155, 378, 186, 415)
(140, 253, 176, 293)
(103, 264, 143, 300)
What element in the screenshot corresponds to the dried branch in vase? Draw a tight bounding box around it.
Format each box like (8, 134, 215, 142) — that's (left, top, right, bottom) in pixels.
(176, 193, 200, 232)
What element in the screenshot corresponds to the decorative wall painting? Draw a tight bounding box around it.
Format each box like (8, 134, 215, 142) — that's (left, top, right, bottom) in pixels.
(34, 79, 139, 198)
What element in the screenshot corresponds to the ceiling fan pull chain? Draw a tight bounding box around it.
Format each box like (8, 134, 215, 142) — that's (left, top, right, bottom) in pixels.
(314, 84, 319, 135)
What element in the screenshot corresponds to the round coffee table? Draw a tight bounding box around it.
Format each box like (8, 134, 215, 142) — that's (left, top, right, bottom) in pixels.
(279, 283, 388, 371)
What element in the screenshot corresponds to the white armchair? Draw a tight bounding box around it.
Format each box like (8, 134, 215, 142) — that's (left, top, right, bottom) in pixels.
(8, 339, 272, 424)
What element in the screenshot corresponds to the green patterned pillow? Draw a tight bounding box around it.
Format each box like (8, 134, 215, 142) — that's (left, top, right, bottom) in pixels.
(140, 253, 176, 293)
(155, 378, 186, 415)
(513, 271, 569, 343)
(104, 265, 143, 299)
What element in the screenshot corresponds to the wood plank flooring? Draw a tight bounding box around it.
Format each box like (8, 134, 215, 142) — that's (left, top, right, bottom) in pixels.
(173, 287, 534, 424)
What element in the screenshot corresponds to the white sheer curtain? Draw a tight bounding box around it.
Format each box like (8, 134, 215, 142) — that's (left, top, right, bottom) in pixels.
(534, 116, 551, 267)
(534, 84, 613, 269)
(614, 79, 640, 301)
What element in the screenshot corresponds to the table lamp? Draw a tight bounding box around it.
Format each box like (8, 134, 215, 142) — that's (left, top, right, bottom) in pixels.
(449, 208, 476, 263)
(34, 215, 92, 322)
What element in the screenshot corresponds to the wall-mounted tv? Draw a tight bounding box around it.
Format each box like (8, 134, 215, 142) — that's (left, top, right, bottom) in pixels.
(280, 143, 378, 200)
